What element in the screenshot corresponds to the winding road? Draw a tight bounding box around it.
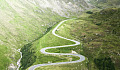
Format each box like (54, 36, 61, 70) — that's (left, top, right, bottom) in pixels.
(28, 19, 85, 70)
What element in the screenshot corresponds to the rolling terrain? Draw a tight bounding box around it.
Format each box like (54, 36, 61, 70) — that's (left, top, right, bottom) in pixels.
(89, 0, 120, 8)
(38, 8, 120, 70)
(0, 0, 91, 70)
(0, 0, 120, 70)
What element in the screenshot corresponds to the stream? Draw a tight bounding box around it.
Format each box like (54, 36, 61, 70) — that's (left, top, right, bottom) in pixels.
(17, 49, 22, 70)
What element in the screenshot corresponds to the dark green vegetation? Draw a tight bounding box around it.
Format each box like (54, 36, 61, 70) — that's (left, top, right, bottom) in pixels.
(86, 11, 93, 14)
(89, 0, 120, 8)
(90, 8, 120, 36)
(20, 43, 36, 70)
(88, 8, 120, 70)
(94, 57, 115, 70)
(20, 25, 55, 69)
(38, 8, 120, 70)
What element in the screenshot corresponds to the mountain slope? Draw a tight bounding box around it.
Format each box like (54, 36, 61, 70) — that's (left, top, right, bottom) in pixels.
(0, 0, 92, 70)
(89, 0, 120, 8)
(37, 8, 120, 70)
(89, 8, 120, 70)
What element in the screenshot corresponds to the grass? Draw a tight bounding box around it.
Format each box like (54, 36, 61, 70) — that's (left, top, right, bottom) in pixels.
(0, 45, 10, 70)
(0, 0, 67, 69)
(88, 8, 120, 70)
(27, 19, 88, 70)
(0, 0, 89, 69)
(46, 45, 81, 53)
(19, 20, 83, 70)
(89, 0, 120, 9)
(34, 8, 120, 70)
(0, 0, 119, 69)
(36, 59, 88, 70)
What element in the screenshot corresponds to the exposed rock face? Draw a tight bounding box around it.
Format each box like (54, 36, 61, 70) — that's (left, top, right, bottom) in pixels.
(8, 64, 16, 70)
(0, 0, 92, 47)
(28, 0, 91, 16)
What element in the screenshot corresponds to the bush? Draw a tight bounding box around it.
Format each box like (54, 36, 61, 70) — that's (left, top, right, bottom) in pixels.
(20, 43, 36, 70)
(86, 11, 93, 14)
(94, 57, 115, 70)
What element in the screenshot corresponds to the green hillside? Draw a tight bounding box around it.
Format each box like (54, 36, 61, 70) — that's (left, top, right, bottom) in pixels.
(89, 8, 120, 70)
(0, 0, 63, 69)
(35, 8, 120, 70)
(89, 0, 120, 8)
(0, 0, 91, 70)
(0, 0, 120, 70)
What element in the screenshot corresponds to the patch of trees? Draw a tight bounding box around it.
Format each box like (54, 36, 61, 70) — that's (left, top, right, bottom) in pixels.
(20, 43, 36, 70)
(94, 57, 115, 70)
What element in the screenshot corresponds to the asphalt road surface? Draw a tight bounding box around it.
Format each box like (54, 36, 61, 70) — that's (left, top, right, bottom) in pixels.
(28, 19, 85, 70)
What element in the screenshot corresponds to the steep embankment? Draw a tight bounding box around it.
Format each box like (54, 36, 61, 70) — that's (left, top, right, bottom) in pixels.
(0, 0, 91, 70)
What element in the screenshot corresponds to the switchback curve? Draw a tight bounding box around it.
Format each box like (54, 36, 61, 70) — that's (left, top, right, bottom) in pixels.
(28, 19, 85, 70)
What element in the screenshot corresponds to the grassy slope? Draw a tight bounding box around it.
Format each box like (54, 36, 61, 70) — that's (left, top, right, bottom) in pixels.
(0, 0, 91, 69)
(34, 19, 89, 70)
(0, 45, 10, 70)
(89, 8, 120, 70)
(89, 0, 120, 8)
(20, 21, 81, 70)
(90, 0, 120, 9)
(35, 8, 120, 70)
(0, 0, 65, 69)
